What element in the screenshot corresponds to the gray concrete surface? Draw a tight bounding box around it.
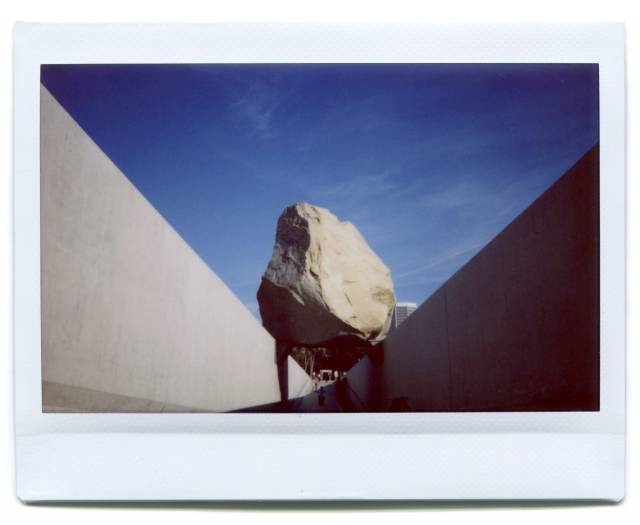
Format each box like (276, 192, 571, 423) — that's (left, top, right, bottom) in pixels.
(40, 85, 309, 412)
(287, 356, 313, 399)
(343, 146, 600, 412)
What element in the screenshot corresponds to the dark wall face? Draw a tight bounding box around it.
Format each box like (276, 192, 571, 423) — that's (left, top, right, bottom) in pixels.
(382, 146, 599, 411)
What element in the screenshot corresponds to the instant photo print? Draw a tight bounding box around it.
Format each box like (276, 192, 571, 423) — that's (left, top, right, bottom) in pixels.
(14, 23, 626, 501)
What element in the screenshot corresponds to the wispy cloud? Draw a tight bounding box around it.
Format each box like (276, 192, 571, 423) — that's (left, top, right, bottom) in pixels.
(416, 181, 480, 214)
(307, 171, 398, 206)
(230, 97, 277, 139)
(228, 81, 290, 140)
(395, 239, 487, 281)
(387, 159, 565, 301)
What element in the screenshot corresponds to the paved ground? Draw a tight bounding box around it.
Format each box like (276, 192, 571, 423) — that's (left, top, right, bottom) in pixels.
(293, 384, 341, 412)
(235, 381, 345, 412)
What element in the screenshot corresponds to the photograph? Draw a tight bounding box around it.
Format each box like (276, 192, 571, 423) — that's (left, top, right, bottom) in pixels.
(40, 62, 600, 413)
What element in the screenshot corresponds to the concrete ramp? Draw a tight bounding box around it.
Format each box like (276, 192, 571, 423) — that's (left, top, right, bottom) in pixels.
(40, 85, 307, 412)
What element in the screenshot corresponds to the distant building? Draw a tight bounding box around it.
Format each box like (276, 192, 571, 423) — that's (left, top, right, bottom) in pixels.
(390, 302, 418, 331)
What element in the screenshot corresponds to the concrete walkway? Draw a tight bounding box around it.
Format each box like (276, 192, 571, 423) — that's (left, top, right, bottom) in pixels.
(235, 382, 344, 412)
(234, 377, 370, 413)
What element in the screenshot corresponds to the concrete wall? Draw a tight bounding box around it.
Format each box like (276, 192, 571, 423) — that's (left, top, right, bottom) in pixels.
(350, 146, 599, 411)
(41, 85, 308, 412)
(287, 357, 313, 399)
(341, 355, 384, 410)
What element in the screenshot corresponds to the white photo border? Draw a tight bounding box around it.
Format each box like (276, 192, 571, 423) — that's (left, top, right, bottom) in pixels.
(14, 23, 626, 501)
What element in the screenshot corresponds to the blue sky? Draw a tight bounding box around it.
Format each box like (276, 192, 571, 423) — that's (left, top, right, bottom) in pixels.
(41, 64, 599, 318)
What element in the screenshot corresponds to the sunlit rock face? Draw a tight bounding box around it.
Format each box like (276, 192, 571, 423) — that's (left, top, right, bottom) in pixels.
(257, 203, 395, 347)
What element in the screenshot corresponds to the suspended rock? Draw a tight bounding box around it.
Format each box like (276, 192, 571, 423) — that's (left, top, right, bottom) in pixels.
(257, 203, 395, 347)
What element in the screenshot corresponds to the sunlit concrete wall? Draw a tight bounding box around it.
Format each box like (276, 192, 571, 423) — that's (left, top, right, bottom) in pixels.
(41, 85, 307, 412)
(287, 357, 313, 399)
(348, 146, 599, 412)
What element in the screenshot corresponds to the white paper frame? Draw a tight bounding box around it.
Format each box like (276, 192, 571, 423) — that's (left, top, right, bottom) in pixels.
(14, 23, 626, 501)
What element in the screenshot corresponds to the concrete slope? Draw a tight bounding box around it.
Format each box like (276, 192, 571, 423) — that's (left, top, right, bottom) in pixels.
(377, 145, 600, 411)
(40, 85, 298, 412)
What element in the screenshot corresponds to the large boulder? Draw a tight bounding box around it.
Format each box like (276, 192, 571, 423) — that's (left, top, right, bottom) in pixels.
(257, 203, 395, 347)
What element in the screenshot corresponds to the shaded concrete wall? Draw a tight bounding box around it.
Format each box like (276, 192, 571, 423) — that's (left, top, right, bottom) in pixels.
(342, 355, 384, 410)
(41, 85, 308, 412)
(351, 146, 599, 411)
